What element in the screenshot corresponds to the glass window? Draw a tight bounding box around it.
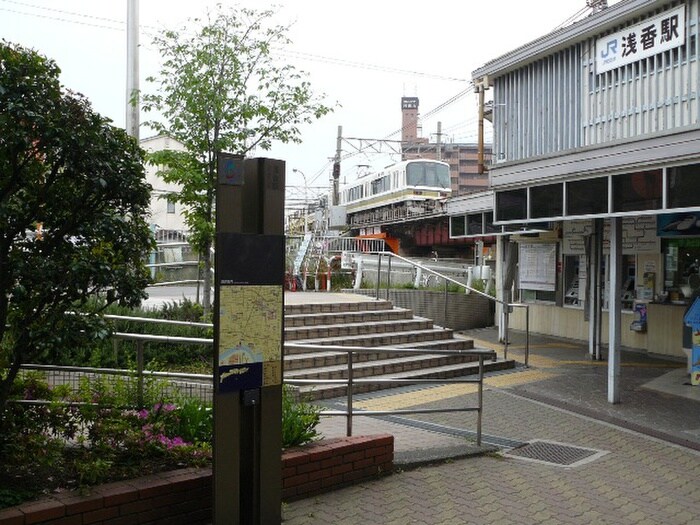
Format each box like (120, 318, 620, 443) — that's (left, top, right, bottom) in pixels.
(620, 254, 636, 311)
(521, 289, 557, 303)
(530, 183, 563, 219)
(567, 177, 608, 216)
(662, 238, 700, 303)
(667, 163, 700, 209)
(518, 243, 557, 304)
(406, 161, 450, 189)
(450, 216, 466, 237)
(167, 199, 176, 214)
(484, 211, 500, 234)
(371, 176, 390, 195)
(612, 169, 662, 212)
(467, 213, 484, 235)
(346, 185, 363, 202)
(496, 189, 527, 221)
(563, 255, 585, 307)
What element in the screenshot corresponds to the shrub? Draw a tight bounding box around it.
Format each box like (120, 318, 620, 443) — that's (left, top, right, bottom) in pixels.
(330, 271, 354, 291)
(282, 385, 322, 448)
(32, 299, 213, 372)
(0, 372, 323, 508)
(0, 373, 212, 508)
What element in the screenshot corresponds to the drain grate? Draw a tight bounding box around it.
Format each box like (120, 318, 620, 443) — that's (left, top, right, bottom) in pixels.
(504, 440, 608, 468)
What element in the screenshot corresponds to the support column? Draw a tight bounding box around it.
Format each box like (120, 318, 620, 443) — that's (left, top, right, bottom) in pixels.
(588, 219, 603, 360)
(608, 217, 622, 404)
(496, 235, 504, 342)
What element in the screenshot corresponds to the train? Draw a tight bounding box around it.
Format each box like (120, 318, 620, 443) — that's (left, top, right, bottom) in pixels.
(339, 159, 452, 227)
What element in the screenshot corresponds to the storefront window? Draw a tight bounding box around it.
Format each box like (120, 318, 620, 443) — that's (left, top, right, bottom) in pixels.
(562, 253, 636, 310)
(620, 254, 636, 310)
(563, 255, 585, 307)
(662, 238, 700, 303)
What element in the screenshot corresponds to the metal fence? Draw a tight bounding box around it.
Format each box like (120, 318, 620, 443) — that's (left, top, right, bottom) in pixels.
(17, 315, 496, 443)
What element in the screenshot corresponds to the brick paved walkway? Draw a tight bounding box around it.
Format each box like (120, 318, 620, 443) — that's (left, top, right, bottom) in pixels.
(283, 326, 700, 524)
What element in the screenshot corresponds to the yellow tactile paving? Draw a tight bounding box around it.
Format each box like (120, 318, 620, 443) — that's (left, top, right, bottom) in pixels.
(472, 339, 683, 370)
(355, 369, 558, 411)
(354, 335, 687, 412)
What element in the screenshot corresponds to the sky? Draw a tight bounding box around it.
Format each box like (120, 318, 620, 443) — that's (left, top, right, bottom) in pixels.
(0, 0, 620, 205)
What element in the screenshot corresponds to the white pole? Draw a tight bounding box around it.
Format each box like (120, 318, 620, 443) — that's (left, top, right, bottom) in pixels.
(608, 217, 622, 404)
(126, 0, 139, 139)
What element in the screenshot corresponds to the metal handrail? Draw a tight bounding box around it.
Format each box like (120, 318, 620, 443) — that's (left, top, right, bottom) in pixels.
(105, 314, 212, 329)
(18, 331, 497, 447)
(366, 250, 530, 366)
(285, 342, 495, 446)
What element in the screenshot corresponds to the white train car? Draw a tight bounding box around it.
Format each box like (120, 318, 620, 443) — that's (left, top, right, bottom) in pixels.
(339, 159, 452, 226)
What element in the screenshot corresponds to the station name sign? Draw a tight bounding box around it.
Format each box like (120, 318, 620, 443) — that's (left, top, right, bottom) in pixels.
(595, 5, 685, 75)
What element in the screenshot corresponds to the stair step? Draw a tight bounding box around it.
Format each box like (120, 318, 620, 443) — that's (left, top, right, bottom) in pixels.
(284, 300, 393, 316)
(285, 352, 485, 381)
(391, 337, 475, 351)
(280, 295, 512, 402)
(284, 349, 424, 370)
(285, 307, 413, 327)
(285, 318, 435, 341)
(293, 358, 513, 401)
(284, 337, 475, 365)
(293, 327, 455, 348)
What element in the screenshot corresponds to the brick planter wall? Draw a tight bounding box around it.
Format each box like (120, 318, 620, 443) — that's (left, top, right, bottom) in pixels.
(282, 434, 393, 501)
(0, 434, 393, 525)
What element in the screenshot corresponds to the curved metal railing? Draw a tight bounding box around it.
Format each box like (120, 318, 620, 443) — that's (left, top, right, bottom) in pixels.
(365, 250, 530, 366)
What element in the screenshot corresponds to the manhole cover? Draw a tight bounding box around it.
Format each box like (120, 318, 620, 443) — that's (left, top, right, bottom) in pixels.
(504, 440, 608, 468)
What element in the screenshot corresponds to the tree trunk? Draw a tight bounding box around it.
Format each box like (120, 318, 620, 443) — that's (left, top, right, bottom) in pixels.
(202, 239, 213, 316)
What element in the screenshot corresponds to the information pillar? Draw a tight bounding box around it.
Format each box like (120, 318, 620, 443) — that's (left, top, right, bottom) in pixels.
(213, 155, 285, 525)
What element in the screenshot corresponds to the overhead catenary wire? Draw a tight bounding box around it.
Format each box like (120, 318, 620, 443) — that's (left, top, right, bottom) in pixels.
(275, 48, 468, 82)
(0, 0, 465, 85)
(551, 5, 592, 31)
(5, 0, 588, 196)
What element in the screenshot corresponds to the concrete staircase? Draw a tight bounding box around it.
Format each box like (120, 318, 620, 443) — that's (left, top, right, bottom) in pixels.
(283, 298, 514, 400)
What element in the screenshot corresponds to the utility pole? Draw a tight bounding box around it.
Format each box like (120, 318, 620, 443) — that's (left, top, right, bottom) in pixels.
(332, 125, 342, 206)
(436, 121, 442, 161)
(475, 77, 489, 175)
(126, 0, 139, 139)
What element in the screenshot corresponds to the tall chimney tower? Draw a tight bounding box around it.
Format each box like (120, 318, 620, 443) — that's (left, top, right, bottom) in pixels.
(401, 97, 419, 143)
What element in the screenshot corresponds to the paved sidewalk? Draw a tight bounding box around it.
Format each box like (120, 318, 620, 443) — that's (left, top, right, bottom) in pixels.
(283, 324, 700, 524)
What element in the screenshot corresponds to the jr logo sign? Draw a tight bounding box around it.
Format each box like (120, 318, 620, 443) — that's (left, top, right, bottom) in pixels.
(595, 5, 685, 74)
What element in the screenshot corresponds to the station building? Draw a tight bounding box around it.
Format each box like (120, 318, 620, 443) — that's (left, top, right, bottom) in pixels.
(452, 0, 700, 399)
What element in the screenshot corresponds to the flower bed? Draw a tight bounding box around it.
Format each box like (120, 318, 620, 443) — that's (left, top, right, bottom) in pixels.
(0, 434, 394, 524)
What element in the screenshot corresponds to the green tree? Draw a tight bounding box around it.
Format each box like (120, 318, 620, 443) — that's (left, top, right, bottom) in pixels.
(142, 5, 334, 312)
(0, 42, 154, 411)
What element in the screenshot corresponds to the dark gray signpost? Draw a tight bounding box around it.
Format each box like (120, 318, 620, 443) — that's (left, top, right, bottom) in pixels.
(213, 155, 285, 524)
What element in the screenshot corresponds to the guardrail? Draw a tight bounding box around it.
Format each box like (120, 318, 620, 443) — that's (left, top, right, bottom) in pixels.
(367, 251, 530, 366)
